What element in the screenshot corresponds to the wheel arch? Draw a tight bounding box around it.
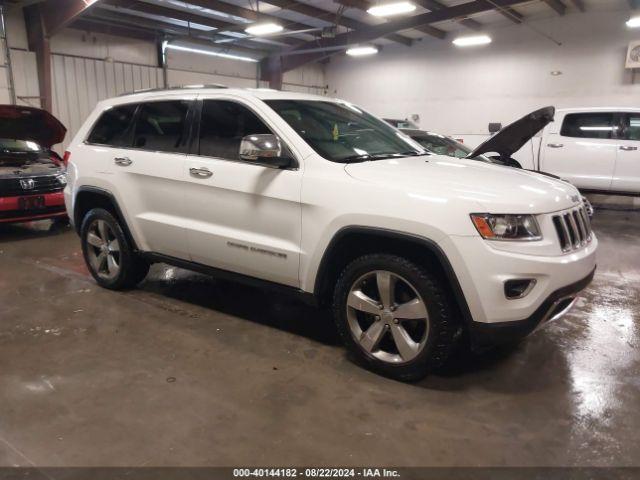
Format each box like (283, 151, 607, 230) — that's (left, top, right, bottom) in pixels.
(313, 227, 474, 327)
(74, 186, 139, 251)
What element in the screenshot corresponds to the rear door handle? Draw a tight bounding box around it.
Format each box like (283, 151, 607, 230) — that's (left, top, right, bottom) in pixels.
(620, 146, 638, 151)
(547, 143, 564, 148)
(114, 157, 132, 166)
(189, 167, 213, 178)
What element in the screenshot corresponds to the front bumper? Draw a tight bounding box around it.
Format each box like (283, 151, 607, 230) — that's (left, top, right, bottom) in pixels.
(0, 191, 67, 223)
(469, 267, 595, 349)
(438, 232, 597, 348)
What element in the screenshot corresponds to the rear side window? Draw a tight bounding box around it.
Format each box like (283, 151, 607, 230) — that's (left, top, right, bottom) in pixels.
(87, 104, 137, 146)
(132, 101, 191, 153)
(198, 100, 272, 160)
(560, 113, 617, 139)
(624, 113, 640, 141)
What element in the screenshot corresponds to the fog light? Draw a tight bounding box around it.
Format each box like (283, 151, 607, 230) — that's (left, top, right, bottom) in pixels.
(504, 279, 536, 299)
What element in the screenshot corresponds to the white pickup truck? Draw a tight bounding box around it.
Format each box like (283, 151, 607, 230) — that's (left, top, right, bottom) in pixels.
(465, 107, 640, 196)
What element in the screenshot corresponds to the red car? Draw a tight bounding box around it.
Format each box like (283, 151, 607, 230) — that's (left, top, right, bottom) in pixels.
(0, 105, 67, 224)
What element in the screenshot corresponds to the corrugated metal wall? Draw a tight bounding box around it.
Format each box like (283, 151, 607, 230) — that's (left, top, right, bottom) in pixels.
(9, 49, 40, 107)
(6, 50, 325, 151)
(51, 54, 163, 150)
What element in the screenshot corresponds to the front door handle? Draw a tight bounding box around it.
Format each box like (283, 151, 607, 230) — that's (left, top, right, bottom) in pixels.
(620, 146, 638, 151)
(547, 143, 564, 148)
(114, 157, 132, 166)
(189, 167, 213, 178)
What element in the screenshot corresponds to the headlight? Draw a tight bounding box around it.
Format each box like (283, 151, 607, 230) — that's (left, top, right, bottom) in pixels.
(470, 214, 542, 241)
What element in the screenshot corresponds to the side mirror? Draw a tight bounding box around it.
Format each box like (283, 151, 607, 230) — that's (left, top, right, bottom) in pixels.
(239, 134, 293, 168)
(488, 122, 502, 134)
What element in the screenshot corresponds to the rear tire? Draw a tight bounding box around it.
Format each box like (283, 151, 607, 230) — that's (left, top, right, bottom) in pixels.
(80, 208, 149, 290)
(332, 254, 459, 382)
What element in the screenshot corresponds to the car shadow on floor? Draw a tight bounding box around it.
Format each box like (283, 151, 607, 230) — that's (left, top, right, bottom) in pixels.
(139, 263, 531, 381)
(140, 265, 342, 347)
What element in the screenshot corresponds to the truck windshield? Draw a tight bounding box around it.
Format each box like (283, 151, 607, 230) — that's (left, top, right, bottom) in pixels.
(409, 132, 498, 164)
(264, 100, 425, 163)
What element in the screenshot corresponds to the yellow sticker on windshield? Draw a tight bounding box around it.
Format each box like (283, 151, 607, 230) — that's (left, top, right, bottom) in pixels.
(332, 123, 339, 141)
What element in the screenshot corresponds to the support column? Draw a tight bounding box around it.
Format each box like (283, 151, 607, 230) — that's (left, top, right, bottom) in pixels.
(260, 56, 283, 90)
(24, 5, 52, 111)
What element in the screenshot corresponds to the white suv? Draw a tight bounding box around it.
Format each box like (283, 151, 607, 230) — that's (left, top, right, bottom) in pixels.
(64, 87, 597, 381)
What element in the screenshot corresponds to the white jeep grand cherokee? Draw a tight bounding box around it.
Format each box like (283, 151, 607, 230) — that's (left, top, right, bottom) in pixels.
(64, 87, 597, 381)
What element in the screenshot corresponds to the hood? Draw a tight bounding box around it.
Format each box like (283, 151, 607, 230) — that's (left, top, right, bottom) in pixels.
(344, 155, 581, 214)
(468, 106, 555, 159)
(0, 105, 66, 148)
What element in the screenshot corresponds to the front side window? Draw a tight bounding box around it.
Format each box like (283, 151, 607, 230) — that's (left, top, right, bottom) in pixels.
(560, 113, 617, 140)
(198, 100, 272, 161)
(265, 100, 423, 163)
(87, 104, 137, 146)
(132, 101, 191, 153)
(623, 113, 640, 141)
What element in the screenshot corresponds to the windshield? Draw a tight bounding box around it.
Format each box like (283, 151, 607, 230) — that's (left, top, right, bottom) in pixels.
(0, 138, 43, 153)
(265, 100, 425, 163)
(409, 133, 498, 164)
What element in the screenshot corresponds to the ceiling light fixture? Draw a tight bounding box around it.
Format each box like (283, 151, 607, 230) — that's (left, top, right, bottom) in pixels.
(165, 44, 258, 63)
(346, 45, 379, 56)
(627, 15, 640, 28)
(245, 22, 283, 36)
(452, 35, 492, 47)
(367, 2, 416, 17)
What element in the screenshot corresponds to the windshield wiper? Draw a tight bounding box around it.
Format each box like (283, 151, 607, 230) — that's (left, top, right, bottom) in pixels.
(340, 151, 428, 163)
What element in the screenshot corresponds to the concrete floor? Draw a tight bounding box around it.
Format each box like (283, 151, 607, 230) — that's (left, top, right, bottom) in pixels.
(0, 206, 638, 467)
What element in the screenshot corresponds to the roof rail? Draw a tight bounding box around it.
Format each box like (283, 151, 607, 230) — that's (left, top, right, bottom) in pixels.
(118, 84, 228, 97)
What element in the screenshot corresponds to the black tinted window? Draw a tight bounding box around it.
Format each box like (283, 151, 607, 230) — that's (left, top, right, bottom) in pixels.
(624, 113, 640, 141)
(199, 100, 271, 160)
(560, 113, 617, 139)
(87, 104, 137, 146)
(133, 101, 190, 152)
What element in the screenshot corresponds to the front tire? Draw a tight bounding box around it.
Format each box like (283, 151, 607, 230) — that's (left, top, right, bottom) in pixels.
(80, 208, 149, 290)
(332, 254, 458, 381)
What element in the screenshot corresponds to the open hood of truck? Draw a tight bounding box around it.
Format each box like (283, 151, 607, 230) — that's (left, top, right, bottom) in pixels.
(467, 106, 555, 160)
(0, 105, 66, 148)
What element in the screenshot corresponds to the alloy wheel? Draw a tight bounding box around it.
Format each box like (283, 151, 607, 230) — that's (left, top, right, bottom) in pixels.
(85, 219, 121, 280)
(346, 270, 430, 364)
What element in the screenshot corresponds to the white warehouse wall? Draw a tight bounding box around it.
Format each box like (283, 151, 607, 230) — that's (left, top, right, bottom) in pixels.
(326, 8, 640, 144)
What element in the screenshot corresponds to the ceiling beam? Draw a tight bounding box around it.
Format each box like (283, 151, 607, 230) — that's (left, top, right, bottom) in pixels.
(263, 0, 413, 46)
(541, 0, 567, 15)
(180, 0, 316, 34)
(99, 0, 302, 47)
(482, 1, 524, 24)
(414, 0, 483, 30)
(38, 0, 102, 37)
(271, 0, 531, 74)
(103, 0, 231, 30)
(71, 17, 158, 40)
(87, 8, 286, 51)
(337, 0, 446, 39)
(569, 0, 585, 11)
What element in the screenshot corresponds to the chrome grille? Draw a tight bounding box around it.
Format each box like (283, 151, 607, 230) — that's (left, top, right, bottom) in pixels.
(0, 175, 64, 196)
(552, 206, 592, 252)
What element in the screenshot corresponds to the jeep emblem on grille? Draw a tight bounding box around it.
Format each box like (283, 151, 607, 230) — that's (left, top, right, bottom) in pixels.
(571, 195, 580, 203)
(19, 179, 35, 190)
